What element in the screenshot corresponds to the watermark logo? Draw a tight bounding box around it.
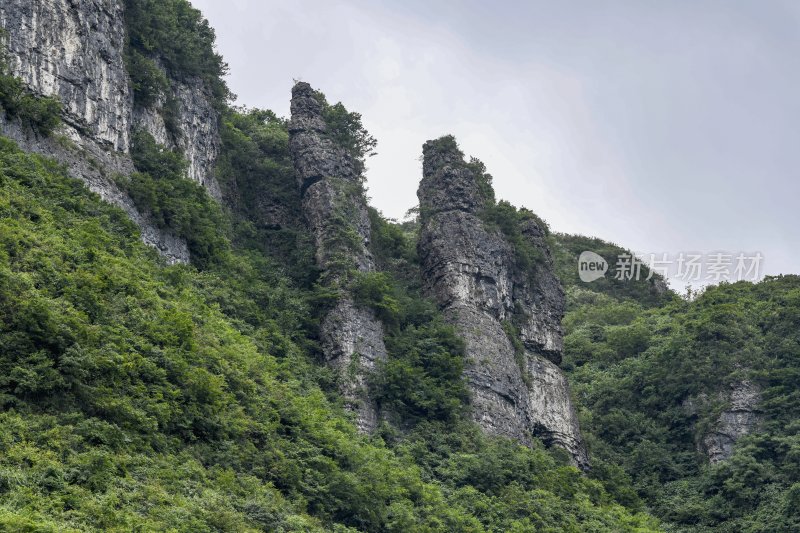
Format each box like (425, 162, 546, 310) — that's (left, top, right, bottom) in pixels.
(578, 251, 608, 282)
(577, 250, 764, 284)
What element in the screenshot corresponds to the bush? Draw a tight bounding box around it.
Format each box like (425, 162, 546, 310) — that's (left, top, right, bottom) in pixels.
(124, 48, 170, 107)
(122, 129, 229, 267)
(313, 90, 377, 173)
(351, 271, 400, 323)
(0, 55, 61, 136)
(123, 0, 231, 106)
(482, 200, 547, 274)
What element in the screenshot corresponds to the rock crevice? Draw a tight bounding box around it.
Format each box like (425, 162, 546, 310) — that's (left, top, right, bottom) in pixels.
(288, 82, 387, 433)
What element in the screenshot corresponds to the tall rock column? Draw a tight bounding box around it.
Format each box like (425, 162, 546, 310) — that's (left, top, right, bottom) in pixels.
(417, 136, 588, 467)
(288, 82, 387, 433)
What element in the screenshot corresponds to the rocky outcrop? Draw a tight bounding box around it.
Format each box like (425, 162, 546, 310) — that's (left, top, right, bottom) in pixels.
(131, 74, 221, 199)
(700, 380, 762, 463)
(288, 82, 387, 433)
(0, 117, 190, 264)
(418, 136, 587, 468)
(0, 0, 220, 260)
(0, 0, 132, 151)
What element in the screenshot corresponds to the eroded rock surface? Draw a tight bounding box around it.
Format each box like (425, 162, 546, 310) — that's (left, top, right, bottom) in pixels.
(288, 82, 387, 433)
(418, 137, 587, 467)
(0, 0, 220, 260)
(701, 380, 762, 463)
(131, 74, 221, 199)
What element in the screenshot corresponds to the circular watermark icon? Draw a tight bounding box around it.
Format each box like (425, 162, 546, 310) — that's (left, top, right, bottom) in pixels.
(578, 251, 608, 282)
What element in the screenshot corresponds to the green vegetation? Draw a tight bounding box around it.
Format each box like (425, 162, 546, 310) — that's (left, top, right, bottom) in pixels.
(215, 107, 317, 285)
(552, 233, 673, 308)
(466, 155, 496, 205)
(426, 136, 549, 278)
(123, 0, 230, 108)
(3, 0, 796, 529)
(0, 39, 61, 136)
(118, 129, 229, 267)
(0, 131, 658, 530)
(556, 242, 800, 531)
(482, 200, 548, 273)
(124, 48, 170, 108)
(313, 90, 377, 174)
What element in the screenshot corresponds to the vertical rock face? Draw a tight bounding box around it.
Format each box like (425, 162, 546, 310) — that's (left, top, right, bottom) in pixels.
(418, 137, 587, 467)
(131, 76, 221, 199)
(0, 0, 221, 258)
(700, 380, 762, 463)
(288, 82, 387, 433)
(0, 0, 132, 152)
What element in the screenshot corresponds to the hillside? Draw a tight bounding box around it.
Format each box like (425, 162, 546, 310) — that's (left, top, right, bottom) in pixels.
(0, 1, 798, 532)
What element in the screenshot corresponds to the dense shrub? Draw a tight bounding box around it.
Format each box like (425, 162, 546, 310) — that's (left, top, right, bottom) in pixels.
(124, 47, 169, 107)
(0, 133, 657, 531)
(215, 108, 317, 284)
(123, 0, 230, 106)
(0, 48, 61, 136)
(121, 129, 229, 267)
(482, 200, 548, 274)
(561, 270, 800, 531)
(313, 90, 377, 173)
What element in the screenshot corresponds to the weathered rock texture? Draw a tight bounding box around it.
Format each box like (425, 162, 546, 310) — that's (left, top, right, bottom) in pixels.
(288, 82, 387, 433)
(131, 74, 221, 199)
(0, 0, 220, 259)
(700, 380, 762, 463)
(418, 137, 588, 468)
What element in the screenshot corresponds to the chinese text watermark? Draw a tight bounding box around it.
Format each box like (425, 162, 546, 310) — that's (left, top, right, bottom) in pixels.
(578, 251, 764, 283)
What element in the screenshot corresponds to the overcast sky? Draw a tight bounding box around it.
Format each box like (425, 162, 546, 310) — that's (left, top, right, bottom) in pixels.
(191, 0, 799, 289)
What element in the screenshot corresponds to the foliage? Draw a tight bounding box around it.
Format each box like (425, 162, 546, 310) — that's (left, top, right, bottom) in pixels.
(425, 133, 460, 154)
(0, 41, 61, 136)
(561, 272, 800, 531)
(313, 90, 377, 174)
(215, 107, 317, 285)
(123, 48, 170, 108)
(482, 200, 548, 274)
(0, 133, 655, 531)
(376, 317, 468, 423)
(425, 135, 552, 282)
(123, 0, 230, 107)
(352, 271, 401, 324)
(466, 156, 496, 205)
(551, 233, 674, 308)
(119, 130, 229, 267)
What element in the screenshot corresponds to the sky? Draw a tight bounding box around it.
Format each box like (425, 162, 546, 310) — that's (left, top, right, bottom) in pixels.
(191, 0, 799, 290)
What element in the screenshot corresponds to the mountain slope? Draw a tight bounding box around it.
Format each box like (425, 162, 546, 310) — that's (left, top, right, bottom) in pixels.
(0, 119, 656, 531)
(554, 239, 800, 531)
(0, 0, 797, 531)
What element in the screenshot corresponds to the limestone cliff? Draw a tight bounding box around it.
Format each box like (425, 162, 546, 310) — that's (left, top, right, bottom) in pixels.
(688, 380, 762, 463)
(0, 0, 221, 261)
(288, 82, 387, 433)
(417, 136, 587, 467)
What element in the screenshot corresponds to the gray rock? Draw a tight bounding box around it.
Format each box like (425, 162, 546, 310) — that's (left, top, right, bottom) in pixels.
(0, 0, 220, 261)
(0, 112, 190, 265)
(700, 380, 762, 463)
(289, 82, 387, 433)
(0, 0, 132, 152)
(132, 71, 222, 200)
(320, 298, 387, 433)
(515, 218, 566, 364)
(418, 137, 588, 468)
